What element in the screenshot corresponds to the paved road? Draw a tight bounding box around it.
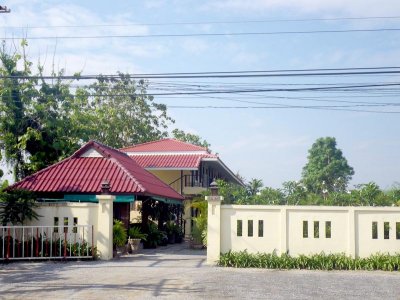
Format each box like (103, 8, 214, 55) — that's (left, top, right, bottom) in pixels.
(1, 243, 399, 299)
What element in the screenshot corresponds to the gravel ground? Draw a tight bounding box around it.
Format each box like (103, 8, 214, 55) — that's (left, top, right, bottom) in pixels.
(1, 243, 399, 299)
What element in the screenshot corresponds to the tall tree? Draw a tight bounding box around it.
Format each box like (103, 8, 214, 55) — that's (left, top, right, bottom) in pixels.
(0, 41, 81, 180)
(82, 74, 173, 148)
(0, 42, 176, 180)
(302, 137, 354, 194)
(171, 128, 210, 149)
(246, 178, 263, 196)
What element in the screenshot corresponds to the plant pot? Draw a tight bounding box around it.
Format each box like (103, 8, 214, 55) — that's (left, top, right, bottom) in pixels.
(128, 238, 141, 253)
(167, 233, 176, 244)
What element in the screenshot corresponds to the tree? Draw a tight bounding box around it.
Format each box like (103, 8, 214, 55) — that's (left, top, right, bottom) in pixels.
(0, 40, 82, 180)
(171, 129, 210, 149)
(81, 74, 173, 148)
(302, 137, 354, 194)
(0, 42, 176, 180)
(0, 189, 40, 225)
(246, 178, 263, 196)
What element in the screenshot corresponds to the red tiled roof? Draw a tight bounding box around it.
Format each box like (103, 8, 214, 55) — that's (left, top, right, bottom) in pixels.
(120, 138, 208, 152)
(130, 153, 217, 169)
(9, 141, 184, 200)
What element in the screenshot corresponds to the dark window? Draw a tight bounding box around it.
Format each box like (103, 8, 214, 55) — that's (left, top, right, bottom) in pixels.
(237, 220, 242, 237)
(396, 222, 400, 240)
(303, 221, 308, 238)
(372, 222, 378, 239)
(73, 217, 78, 233)
(384, 222, 390, 239)
(248, 220, 253, 237)
(258, 220, 264, 237)
(54, 217, 59, 233)
(325, 221, 331, 238)
(314, 221, 319, 238)
(64, 217, 69, 233)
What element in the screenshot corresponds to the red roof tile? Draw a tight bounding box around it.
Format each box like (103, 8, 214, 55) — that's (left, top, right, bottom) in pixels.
(130, 154, 217, 169)
(9, 141, 184, 200)
(121, 138, 208, 152)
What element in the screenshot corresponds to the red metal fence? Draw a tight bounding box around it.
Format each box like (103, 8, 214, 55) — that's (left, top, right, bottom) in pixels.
(0, 225, 94, 260)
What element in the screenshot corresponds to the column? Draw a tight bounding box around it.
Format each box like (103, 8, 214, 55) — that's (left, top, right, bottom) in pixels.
(96, 194, 115, 260)
(205, 195, 223, 265)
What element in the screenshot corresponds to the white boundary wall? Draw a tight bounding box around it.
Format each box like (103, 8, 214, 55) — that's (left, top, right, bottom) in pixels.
(206, 197, 400, 264)
(23, 195, 115, 260)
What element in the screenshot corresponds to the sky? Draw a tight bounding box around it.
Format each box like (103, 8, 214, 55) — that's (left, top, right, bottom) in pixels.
(1, 0, 400, 189)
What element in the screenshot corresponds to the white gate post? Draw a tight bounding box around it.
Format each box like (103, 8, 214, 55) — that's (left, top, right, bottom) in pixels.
(96, 194, 115, 260)
(206, 181, 223, 265)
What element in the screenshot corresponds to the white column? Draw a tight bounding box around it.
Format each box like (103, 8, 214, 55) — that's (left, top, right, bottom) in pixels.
(348, 207, 356, 258)
(96, 194, 115, 260)
(280, 207, 287, 255)
(205, 195, 223, 265)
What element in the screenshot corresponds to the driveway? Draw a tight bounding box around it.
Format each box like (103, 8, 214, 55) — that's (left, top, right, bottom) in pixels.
(0, 243, 399, 299)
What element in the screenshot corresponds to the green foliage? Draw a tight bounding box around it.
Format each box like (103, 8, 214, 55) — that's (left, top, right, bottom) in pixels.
(0, 189, 40, 225)
(171, 128, 210, 149)
(219, 250, 400, 271)
(80, 74, 173, 148)
(217, 179, 249, 204)
(302, 137, 354, 194)
(143, 222, 164, 248)
(246, 178, 263, 196)
(113, 219, 127, 247)
(0, 42, 178, 181)
(128, 227, 147, 241)
(191, 198, 208, 246)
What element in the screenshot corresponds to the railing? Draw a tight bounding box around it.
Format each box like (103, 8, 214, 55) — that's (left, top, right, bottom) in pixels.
(169, 175, 213, 193)
(0, 225, 94, 260)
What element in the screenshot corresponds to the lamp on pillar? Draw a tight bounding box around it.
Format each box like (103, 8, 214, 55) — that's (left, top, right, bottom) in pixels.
(209, 179, 218, 196)
(101, 179, 111, 195)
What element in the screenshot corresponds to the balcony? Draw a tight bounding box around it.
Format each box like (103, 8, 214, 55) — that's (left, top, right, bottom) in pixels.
(169, 175, 213, 195)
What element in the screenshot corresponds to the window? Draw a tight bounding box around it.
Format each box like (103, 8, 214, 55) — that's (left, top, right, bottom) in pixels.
(248, 220, 253, 237)
(258, 220, 264, 237)
(64, 217, 69, 233)
(314, 221, 319, 238)
(372, 222, 378, 239)
(384, 222, 390, 240)
(54, 217, 59, 233)
(325, 221, 331, 238)
(237, 220, 243, 237)
(397, 222, 400, 240)
(73, 217, 78, 233)
(303, 221, 308, 238)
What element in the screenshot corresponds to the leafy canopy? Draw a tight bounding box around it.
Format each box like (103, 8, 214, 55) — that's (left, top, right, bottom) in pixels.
(302, 137, 354, 194)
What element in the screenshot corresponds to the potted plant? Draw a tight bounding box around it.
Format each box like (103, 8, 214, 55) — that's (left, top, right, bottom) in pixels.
(165, 221, 178, 244)
(113, 220, 127, 256)
(127, 227, 147, 253)
(143, 222, 162, 249)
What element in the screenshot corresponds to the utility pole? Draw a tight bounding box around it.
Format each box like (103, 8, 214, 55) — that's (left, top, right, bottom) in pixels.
(0, 6, 10, 13)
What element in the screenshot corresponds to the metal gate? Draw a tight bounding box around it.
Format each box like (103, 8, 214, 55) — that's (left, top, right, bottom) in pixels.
(0, 225, 94, 260)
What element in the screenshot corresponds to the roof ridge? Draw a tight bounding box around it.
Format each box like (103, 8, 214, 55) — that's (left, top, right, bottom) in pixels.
(108, 157, 146, 193)
(119, 138, 174, 151)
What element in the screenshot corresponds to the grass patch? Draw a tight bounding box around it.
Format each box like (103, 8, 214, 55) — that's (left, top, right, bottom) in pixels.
(219, 250, 400, 271)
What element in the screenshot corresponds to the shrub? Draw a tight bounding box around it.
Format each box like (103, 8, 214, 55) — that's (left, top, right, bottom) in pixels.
(219, 250, 400, 271)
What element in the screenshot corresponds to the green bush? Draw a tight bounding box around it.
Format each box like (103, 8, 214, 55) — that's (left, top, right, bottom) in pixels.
(219, 250, 400, 271)
(113, 220, 127, 247)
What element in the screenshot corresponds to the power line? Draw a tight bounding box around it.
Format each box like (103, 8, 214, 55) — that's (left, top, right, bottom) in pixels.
(2, 67, 400, 79)
(4, 15, 400, 29)
(4, 28, 400, 40)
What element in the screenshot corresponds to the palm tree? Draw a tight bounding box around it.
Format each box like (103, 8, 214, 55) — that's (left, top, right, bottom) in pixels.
(247, 178, 264, 196)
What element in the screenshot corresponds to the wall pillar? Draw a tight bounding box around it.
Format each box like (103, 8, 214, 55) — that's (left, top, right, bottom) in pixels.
(280, 207, 288, 255)
(96, 194, 115, 260)
(348, 207, 356, 258)
(205, 195, 223, 265)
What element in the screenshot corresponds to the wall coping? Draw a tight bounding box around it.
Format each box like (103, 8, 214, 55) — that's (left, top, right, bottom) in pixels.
(221, 205, 400, 212)
(37, 202, 98, 208)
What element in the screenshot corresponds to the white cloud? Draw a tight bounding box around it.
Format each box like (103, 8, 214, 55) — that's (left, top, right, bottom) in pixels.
(203, 0, 400, 16)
